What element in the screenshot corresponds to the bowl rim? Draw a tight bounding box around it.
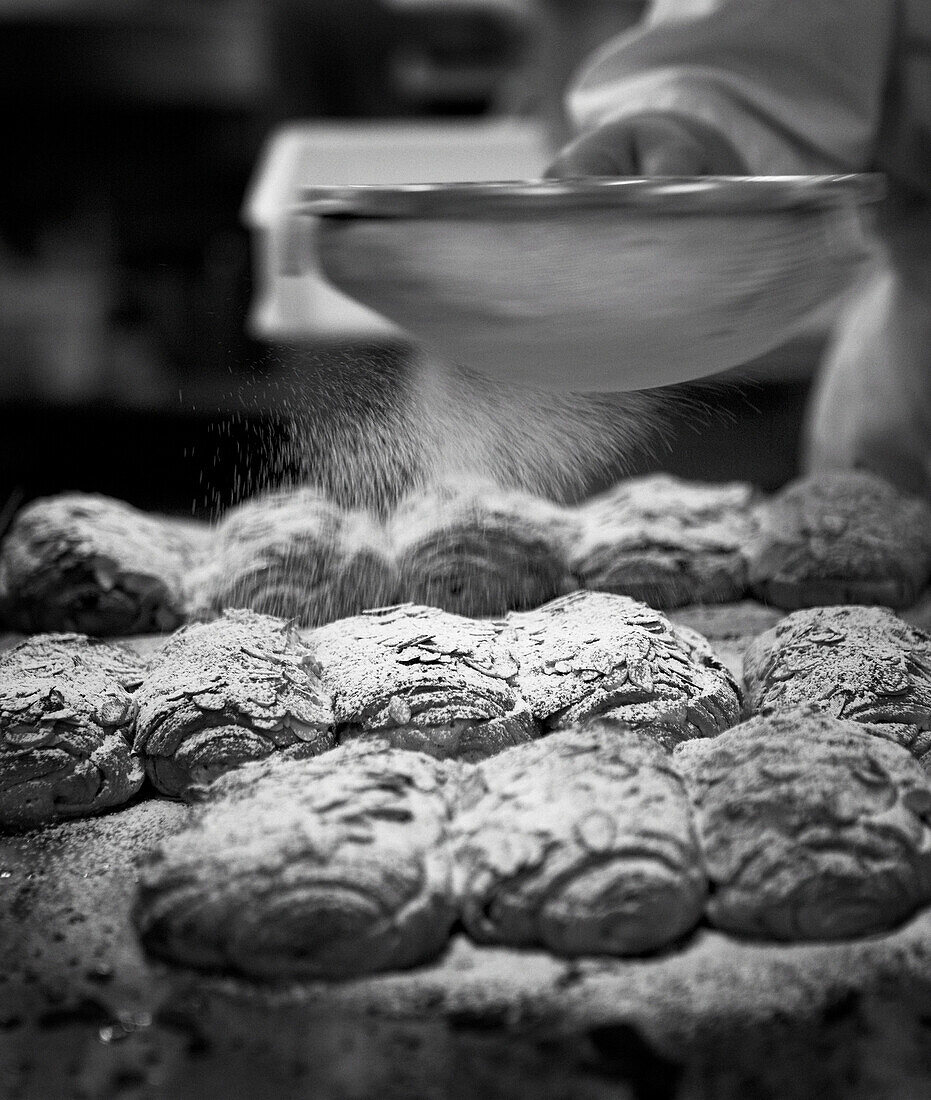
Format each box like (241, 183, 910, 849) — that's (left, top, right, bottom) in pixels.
(295, 174, 886, 219)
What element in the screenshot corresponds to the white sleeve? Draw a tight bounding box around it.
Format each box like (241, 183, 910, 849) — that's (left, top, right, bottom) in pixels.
(568, 0, 897, 176)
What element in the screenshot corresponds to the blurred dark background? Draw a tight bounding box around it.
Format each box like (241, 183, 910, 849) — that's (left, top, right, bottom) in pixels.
(0, 0, 819, 518)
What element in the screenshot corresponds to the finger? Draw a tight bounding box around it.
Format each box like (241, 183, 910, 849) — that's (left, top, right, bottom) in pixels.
(545, 147, 631, 178)
(637, 137, 706, 176)
(635, 116, 747, 175)
(545, 129, 634, 179)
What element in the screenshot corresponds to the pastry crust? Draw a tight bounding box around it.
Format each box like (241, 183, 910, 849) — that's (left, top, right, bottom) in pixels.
(133, 741, 460, 979)
(453, 723, 707, 955)
(501, 590, 741, 745)
(743, 605, 931, 767)
(195, 489, 397, 628)
(0, 494, 205, 635)
(747, 472, 931, 609)
(0, 633, 145, 827)
(308, 603, 538, 761)
(570, 475, 758, 608)
(390, 482, 575, 617)
(132, 609, 334, 798)
(675, 712, 931, 940)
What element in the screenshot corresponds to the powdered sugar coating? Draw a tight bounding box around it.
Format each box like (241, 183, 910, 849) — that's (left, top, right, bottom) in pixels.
(453, 723, 707, 955)
(676, 713, 931, 940)
(570, 475, 758, 608)
(747, 472, 931, 609)
(0, 494, 206, 635)
(133, 609, 334, 798)
(390, 481, 576, 617)
(501, 591, 741, 744)
(0, 633, 145, 826)
(309, 603, 537, 761)
(744, 605, 931, 768)
(134, 741, 459, 979)
(195, 488, 397, 627)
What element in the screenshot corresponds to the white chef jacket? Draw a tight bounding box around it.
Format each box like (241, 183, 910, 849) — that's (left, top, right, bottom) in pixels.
(568, 0, 931, 193)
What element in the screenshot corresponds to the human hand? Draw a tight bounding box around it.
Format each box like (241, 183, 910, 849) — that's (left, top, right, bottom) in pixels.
(546, 113, 747, 178)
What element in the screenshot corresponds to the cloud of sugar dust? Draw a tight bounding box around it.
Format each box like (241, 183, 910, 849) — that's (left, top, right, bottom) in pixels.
(262, 343, 665, 512)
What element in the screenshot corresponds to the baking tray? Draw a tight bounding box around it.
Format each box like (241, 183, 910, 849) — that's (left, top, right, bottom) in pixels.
(2, 607, 931, 1099)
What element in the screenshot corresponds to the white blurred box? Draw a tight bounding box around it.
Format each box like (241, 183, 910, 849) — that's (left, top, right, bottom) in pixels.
(242, 119, 551, 342)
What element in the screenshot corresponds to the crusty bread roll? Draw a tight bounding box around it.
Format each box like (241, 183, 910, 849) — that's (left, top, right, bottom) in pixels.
(308, 603, 537, 761)
(214, 487, 344, 548)
(0, 634, 145, 827)
(0, 494, 206, 635)
(134, 741, 459, 979)
(747, 471, 931, 609)
(675, 711, 931, 940)
(570, 475, 757, 608)
(744, 605, 931, 767)
(195, 488, 396, 628)
(453, 723, 707, 955)
(390, 482, 575, 618)
(501, 590, 741, 745)
(132, 609, 334, 798)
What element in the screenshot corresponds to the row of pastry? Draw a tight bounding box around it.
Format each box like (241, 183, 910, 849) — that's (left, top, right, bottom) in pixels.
(131, 601, 931, 973)
(3, 594, 931, 963)
(0, 592, 740, 818)
(133, 710, 931, 980)
(3, 592, 931, 824)
(2, 470, 930, 635)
